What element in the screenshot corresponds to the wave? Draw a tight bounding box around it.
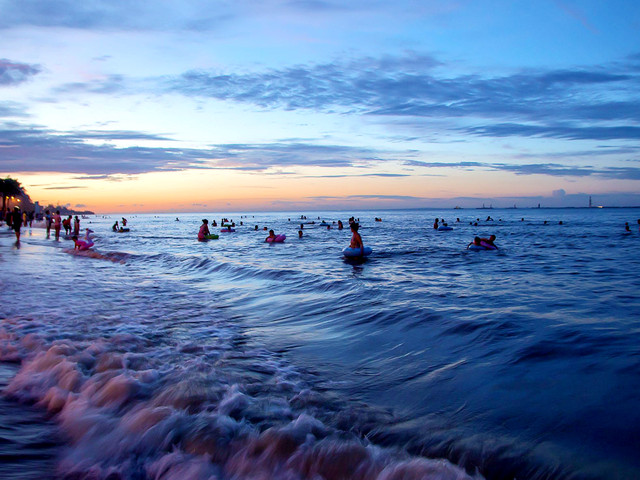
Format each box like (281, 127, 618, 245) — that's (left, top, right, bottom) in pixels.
(0, 318, 480, 480)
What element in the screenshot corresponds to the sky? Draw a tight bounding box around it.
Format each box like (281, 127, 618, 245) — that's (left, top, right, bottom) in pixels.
(1, 0, 639, 212)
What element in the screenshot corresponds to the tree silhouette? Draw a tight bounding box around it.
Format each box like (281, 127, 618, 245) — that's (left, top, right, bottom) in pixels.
(0, 177, 26, 214)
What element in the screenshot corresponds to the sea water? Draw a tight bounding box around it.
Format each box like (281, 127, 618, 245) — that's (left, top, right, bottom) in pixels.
(1, 208, 639, 480)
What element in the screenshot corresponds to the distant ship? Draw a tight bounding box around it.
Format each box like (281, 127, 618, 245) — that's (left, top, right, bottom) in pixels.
(477, 203, 493, 209)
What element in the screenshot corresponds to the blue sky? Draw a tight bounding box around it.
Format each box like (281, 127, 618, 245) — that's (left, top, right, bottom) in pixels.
(1, 0, 639, 211)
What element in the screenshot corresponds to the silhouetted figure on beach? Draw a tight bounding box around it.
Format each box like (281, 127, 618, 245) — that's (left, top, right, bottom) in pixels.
(11, 206, 21, 242)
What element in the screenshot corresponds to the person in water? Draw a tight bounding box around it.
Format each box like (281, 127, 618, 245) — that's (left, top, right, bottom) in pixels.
(112, 221, 119, 232)
(433, 218, 439, 229)
(11, 206, 22, 242)
(625, 222, 631, 232)
(468, 235, 498, 249)
(266, 229, 276, 242)
(45, 209, 52, 239)
(53, 210, 62, 240)
(63, 215, 72, 235)
(198, 219, 210, 241)
(480, 234, 498, 248)
(298, 229, 303, 238)
(337, 220, 343, 230)
(468, 236, 482, 248)
(349, 222, 364, 255)
(72, 229, 94, 251)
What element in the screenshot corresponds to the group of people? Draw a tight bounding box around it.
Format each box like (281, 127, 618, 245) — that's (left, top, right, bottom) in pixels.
(112, 218, 129, 232)
(468, 235, 498, 250)
(196, 217, 367, 255)
(5, 207, 95, 251)
(624, 220, 640, 232)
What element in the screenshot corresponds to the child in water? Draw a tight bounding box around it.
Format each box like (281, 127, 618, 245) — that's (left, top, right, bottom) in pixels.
(350, 223, 364, 254)
(198, 219, 210, 241)
(72, 229, 94, 251)
(266, 229, 276, 242)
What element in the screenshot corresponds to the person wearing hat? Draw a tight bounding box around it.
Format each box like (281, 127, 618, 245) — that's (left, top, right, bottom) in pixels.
(12, 206, 22, 242)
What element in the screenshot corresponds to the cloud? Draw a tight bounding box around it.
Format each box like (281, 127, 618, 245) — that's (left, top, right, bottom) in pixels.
(0, 59, 40, 86)
(45, 51, 639, 144)
(0, 0, 234, 31)
(0, 102, 30, 117)
(403, 159, 640, 180)
(3, 121, 640, 181)
(0, 124, 392, 175)
(552, 188, 566, 197)
(53, 74, 127, 95)
(163, 55, 639, 131)
(0, 125, 210, 175)
(67, 130, 174, 141)
(464, 123, 640, 141)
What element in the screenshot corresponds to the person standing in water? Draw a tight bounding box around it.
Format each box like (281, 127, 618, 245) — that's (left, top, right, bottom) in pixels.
(45, 209, 52, 239)
(349, 222, 364, 256)
(11, 206, 22, 242)
(53, 210, 62, 240)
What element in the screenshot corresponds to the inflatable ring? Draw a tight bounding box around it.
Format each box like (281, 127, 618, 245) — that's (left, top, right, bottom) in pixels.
(266, 234, 286, 243)
(342, 246, 372, 257)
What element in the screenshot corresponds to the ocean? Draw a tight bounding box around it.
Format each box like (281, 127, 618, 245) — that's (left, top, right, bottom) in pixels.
(1, 208, 639, 480)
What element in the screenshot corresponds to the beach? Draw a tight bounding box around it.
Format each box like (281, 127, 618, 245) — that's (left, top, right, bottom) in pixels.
(1, 208, 639, 480)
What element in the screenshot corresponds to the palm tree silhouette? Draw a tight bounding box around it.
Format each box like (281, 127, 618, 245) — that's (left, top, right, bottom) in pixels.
(0, 177, 26, 218)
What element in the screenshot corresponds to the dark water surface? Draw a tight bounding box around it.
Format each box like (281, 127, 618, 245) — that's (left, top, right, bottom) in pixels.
(1, 208, 639, 479)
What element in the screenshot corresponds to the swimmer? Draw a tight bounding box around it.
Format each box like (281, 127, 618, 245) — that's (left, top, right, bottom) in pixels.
(625, 222, 631, 232)
(349, 222, 364, 255)
(433, 218, 439, 229)
(467, 236, 482, 248)
(480, 234, 498, 249)
(298, 230, 303, 238)
(337, 220, 343, 230)
(112, 221, 119, 232)
(198, 219, 210, 241)
(266, 229, 276, 242)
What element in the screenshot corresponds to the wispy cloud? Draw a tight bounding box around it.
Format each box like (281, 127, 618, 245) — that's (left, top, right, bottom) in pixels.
(464, 123, 640, 141)
(162, 55, 639, 131)
(0, 124, 389, 174)
(40, 50, 640, 145)
(0, 102, 30, 117)
(0, 1, 234, 31)
(0, 59, 40, 86)
(403, 159, 640, 180)
(3, 121, 640, 181)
